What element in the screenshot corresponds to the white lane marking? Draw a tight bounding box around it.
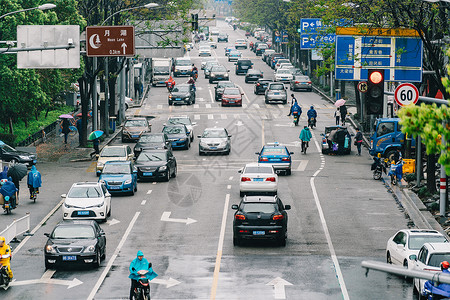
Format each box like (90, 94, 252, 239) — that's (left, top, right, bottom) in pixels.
(197, 97, 204, 102)
(229, 176, 233, 181)
(151, 277, 181, 288)
(208, 114, 214, 120)
(227, 185, 231, 189)
(160, 211, 197, 225)
(242, 104, 248, 108)
(194, 104, 200, 109)
(11, 270, 83, 289)
(195, 114, 201, 120)
(278, 104, 284, 109)
(221, 114, 227, 119)
(296, 160, 308, 171)
(157, 105, 162, 110)
(309, 133, 350, 300)
(87, 212, 141, 300)
(147, 190, 152, 194)
(206, 103, 212, 109)
(235, 83, 250, 103)
(253, 104, 260, 109)
(141, 200, 147, 205)
(106, 219, 120, 226)
(266, 277, 293, 299)
(210, 194, 230, 299)
(234, 114, 239, 119)
(209, 86, 215, 103)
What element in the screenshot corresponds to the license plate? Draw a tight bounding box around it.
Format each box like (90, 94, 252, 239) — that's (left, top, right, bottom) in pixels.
(109, 186, 120, 190)
(269, 159, 280, 162)
(253, 178, 263, 182)
(63, 256, 77, 261)
(143, 172, 153, 176)
(175, 98, 181, 100)
(132, 135, 139, 138)
(77, 211, 89, 216)
(210, 147, 217, 150)
(253, 231, 265, 235)
(229, 101, 235, 103)
(274, 93, 280, 95)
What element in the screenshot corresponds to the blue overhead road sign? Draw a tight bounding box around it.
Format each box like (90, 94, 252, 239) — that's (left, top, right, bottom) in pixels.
(300, 34, 336, 49)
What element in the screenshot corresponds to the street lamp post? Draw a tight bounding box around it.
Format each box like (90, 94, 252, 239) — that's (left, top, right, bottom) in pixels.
(0, 3, 57, 20)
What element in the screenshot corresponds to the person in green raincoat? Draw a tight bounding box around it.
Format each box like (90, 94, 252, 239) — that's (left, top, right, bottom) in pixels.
(129, 250, 157, 300)
(299, 126, 312, 154)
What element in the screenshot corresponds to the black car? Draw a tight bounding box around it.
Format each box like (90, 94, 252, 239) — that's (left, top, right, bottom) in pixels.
(215, 81, 236, 101)
(254, 79, 273, 95)
(235, 59, 253, 75)
(0, 141, 37, 166)
(255, 43, 268, 56)
(218, 33, 228, 42)
(162, 124, 191, 150)
(44, 220, 106, 269)
(135, 149, 177, 182)
(245, 69, 263, 83)
(134, 133, 171, 157)
(209, 65, 230, 83)
(168, 84, 196, 105)
(232, 195, 291, 246)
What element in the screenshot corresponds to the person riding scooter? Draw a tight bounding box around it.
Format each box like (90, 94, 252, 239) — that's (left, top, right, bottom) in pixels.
(307, 106, 317, 128)
(129, 250, 157, 300)
(288, 100, 302, 125)
(0, 178, 17, 208)
(191, 64, 198, 81)
(165, 76, 176, 92)
(187, 76, 196, 92)
(0, 236, 13, 282)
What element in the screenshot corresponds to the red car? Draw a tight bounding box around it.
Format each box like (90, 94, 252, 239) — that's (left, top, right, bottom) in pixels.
(221, 87, 243, 107)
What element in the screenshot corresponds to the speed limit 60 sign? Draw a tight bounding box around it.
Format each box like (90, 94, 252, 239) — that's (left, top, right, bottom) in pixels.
(394, 83, 419, 106)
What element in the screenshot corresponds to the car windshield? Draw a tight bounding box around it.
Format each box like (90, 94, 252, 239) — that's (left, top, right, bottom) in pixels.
(224, 88, 240, 95)
(202, 130, 227, 138)
(163, 126, 185, 134)
(137, 152, 166, 162)
(409, 236, 448, 250)
(229, 51, 240, 55)
(241, 203, 276, 214)
(102, 164, 130, 174)
(239, 60, 252, 66)
(68, 186, 102, 198)
(219, 33, 227, 37)
(211, 66, 227, 72)
(244, 166, 273, 174)
(52, 225, 95, 239)
(125, 120, 147, 127)
(428, 253, 450, 267)
(262, 147, 288, 155)
(269, 84, 284, 90)
(0, 144, 16, 152)
(168, 118, 190, 125)
(236, 39, 245, 43)
(101, 147, 126, 157)
(200, 46, 210, 51)
(257, 44, 268, 49)
(139, 135, 164, 143)
(206, 62, 219, 69)
(154, 66, 169, 74)
(218, 82, 235, 88)
(172, 86, 190, 93)
(176, 60, 191, 66)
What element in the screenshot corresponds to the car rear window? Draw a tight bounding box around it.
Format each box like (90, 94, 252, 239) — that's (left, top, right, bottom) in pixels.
(409, 236, 448, 250)
(125, 120, 147, 127)
(295, 76, 310, 81)
(101, 147, 126, 157)
(261, 147, 287, 155)
(211, 66, 227, 72)
(176, 60, 191, 66)
(241, 203, 277, 214)
(244, 166, 273, 174)
(168, 118, 190, 125)
(224, 88, 240, 95)
(269, 84, 284, 90)
(238, 60, 252, 66)
(218, 82, 235, 88)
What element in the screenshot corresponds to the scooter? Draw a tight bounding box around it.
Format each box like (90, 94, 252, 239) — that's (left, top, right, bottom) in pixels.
(308, 117, 316, 129)
(132, 269, 151, 300)
(293, 113, 299, 126)
(2, 196, 13, 215)
(0, 263, 11, 290)
(388, 161, 402, 186)
(372, 158, 387, 180)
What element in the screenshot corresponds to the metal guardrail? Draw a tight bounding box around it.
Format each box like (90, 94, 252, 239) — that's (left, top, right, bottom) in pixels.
(16, 120, 59, 147)
(0, 213, 30, 243)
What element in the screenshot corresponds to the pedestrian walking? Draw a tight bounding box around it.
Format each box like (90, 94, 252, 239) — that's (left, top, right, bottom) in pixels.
(91, 137, 100, 158)
(355, 128, 363, 156)
(340, 103, 348, 126)
(334, 108, 341, 125)
(61, 118, 70, 144)
(76, 117, 83, 145)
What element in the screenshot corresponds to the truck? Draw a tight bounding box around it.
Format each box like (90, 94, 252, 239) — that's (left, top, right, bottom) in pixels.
(151, 58, 172, 87)
(369, 118, 415, 158)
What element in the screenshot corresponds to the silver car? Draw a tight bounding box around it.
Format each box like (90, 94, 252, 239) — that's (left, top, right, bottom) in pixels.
(198, 127, 231, 155)
(265, 82, 287, 104)
(290, 75, 312, 92)
(204, 61, 220, 78)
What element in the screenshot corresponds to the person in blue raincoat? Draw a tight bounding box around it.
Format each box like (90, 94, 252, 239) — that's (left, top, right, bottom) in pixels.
(0, 166, 8, 180)
(0, 178, 18, 208)
(288, 100, 302, 118)
(423, 261, 450, 299)
(129, 251, 157, 300)
(27, 165, 42, 199)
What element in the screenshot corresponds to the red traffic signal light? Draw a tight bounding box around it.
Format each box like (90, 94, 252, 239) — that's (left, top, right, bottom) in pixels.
(369, 70, 383, 84)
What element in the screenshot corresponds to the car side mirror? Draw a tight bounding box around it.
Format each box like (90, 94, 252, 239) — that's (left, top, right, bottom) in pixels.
(409, 254, 417, 261)
(192, 122, 197, 125)
(105, 192, 111, 197)
(290, 152, 294, 155)
(186, 131, 190, 135)
(61, 194, 67, 198)
(228, 135, 232, 137)
(255, 152, 260, 155)
(284, 205, 291, 210)
(44, 233, 50, 237)
(238, 169, 242, 173)
(100, 230, 105, 236)
(231, 204, 239, 210)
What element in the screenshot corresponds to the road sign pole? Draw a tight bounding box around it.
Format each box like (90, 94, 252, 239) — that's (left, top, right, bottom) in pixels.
(104, 59, 109, 137)
(119, 62, 125, 125)
(93, 57, 98, 131)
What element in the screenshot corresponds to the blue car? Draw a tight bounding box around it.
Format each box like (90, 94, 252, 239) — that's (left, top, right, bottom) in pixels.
(162, 124, 191, 150)
(255, 143, 293, 175)
(99, 161, 138, 195)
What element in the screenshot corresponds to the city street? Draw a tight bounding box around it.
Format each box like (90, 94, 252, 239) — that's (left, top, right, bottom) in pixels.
(1, 20, 415, 299)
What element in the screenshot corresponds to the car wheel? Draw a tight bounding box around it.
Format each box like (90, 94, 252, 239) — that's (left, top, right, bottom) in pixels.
(308, 88, 312, 92)
(233, 237, 240, 246)
(265, 99, 269, 104)
(165, 169, 170, 182)
(285, 169, 291, 175)
(45, 261, 52, 270)
(107, 205, 111, 217)
(279, 237, 286, 247)
(172, 166, 177, 178)
(386, 252, 392, 264)
(134, 182, 137, 192)
(95, 251, 101, 268)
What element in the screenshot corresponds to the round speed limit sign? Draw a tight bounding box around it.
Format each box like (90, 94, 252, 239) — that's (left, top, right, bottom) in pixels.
(394, 83, 419, 106)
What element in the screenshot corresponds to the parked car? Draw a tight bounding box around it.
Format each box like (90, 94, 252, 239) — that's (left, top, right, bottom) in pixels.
(386, 229, 448, 269)
(218, 33, 228, 42)
(204, 61, 220, 79)
(290, 75, 312, 91)
(235, 39, 247, 49)
(134, 133, 171, 157)
(235, 59, 253, 75)
(99, 160, 138, 195)
(167, 115, 196, 142)
(199, 45, 212, 56)
(262, 49, 275, 62)
(221, 87, 243, 107)
(267, 53, 284, 66)
(0, 141, 37, 166)
(61, 182, 111, 222)
(254, 79, 273, 95)
(162, 124, 191, 150)
(215, 81, 237, 101)
(209, 65, 230, 83)
(245, 69, 263, 83)
(239, 163, 278, 196)
(228, 50, 241, 62)
(44, 220, 106, 269)
(135, 149, 177, 182)
(121, 117, 151, 142)
(256, 142, 293, 175)
(198, 127, 231, 155)
(274, 69, 294, 82)
(232, 195, 290, 246)
(320, 126, 352, 155)
(168, 83, 196, 105)
(96, 145, 134, 176)
(265, 82, 287, 104)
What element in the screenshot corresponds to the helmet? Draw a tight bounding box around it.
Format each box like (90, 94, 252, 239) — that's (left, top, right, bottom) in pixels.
(442, 261, 449, 270)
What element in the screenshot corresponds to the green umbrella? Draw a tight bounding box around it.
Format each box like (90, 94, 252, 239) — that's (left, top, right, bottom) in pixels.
(88, 130, 104, 140)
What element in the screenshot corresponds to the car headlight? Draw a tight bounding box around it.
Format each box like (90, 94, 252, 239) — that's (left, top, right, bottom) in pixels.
(95, 201, 105, 208)
(175, 68, 179, 72)
(224, 73, 229, 77)
(159, 166, 167, 171)
(200, 141, 208, 147)
(19, 155, 29, 160)
(97, 162, 104, 167)
(83, 245, 96, 253)
(99, 180, 105, 184)
(178, 138, 187, 142)
(219, 141, 227, 147)
(124, 179, 132, 184)
(64, 202, 73, 208)
(46, 245, 57, 254)
(210, 73, 216, 77)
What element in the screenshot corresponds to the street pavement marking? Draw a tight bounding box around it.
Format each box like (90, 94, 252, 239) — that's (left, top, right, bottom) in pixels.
(194, 104, 199, 109)
(141, 200, 147, 205)
(157, 104, 162, 110)
(209, 86, 215, 103)
(147, 190, 152, 194)
(206, 103, 212, 108)
(278, 104, 284, 108)
(153, 182, 157, 184)
(242, 104, 248, 108)
(86, 161, 96, 173)
(228, 176, 233, 180)
(194, 114, 201, 120)
(208, 114, 214, 119)
(221, 114, 227, 119)
(87, 212, 141, 300)
(227, 185, 231, 189)
(296, 160, 308, 171)
(135, 109, 141, 115)
(253, 104, 260, 109)
(210, 194, 230, 300)
(234, 114, 239, 119)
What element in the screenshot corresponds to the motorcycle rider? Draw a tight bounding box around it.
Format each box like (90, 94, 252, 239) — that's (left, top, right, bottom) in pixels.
(129, 250, 157, 300)
(187, 76, 196, 92)
(27, 165, 42, 199)
(0, 178, 17, 208)
(191, 64, 198, 80)
(165, 75, 176, 92)
(307, 106, 317, 127)
(299, 126, 312, 154)
(0, 236, 13, 281)
(288, 100, 302, 121)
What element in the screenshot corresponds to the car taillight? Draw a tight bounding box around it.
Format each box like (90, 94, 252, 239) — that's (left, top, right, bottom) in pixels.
(260, 157, 268, 161)
(295, 81, 300, 84)
(265, 177, 276, 182)
(235, 214, 245, 220)
(308, 81, 312, 84)
(256, 83, 260, 86)
(273, 214, 284, 220)
(241, 177, 251, 182)
(282, 157, 290, 161)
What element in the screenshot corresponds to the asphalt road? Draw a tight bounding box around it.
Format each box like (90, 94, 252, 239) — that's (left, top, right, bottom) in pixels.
(1, 20, 417, 300)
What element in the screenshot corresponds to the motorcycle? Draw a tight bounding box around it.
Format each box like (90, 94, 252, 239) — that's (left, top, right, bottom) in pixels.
(132, 269, 151, 300)
(308, 117, 316, 129)
(192, 70, 198, 81)
(2, 196, 13, 215)
(372, 158, 387, 180)
(388, 161, 403, 186)
(0, 263, 11, 290)
(293, 112, 299, 126)
(165, 81, 175, 93)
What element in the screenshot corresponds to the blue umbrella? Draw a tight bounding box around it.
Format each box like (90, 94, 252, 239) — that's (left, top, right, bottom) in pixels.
(88, 130, 104, 140)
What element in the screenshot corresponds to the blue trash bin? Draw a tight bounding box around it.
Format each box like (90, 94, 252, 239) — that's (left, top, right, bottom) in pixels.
(109, 117, 116, 132)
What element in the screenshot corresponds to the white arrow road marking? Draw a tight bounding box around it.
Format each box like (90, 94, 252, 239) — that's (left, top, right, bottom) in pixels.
(266, 277, 293, 299)
(11, 270, 83, 289)
(121, 43, 127, 54)
(106, 218, 120, 226)
(194, 114, 200, 119)
(235, 121, 244, 126)
(151, 277, 181, 288)
(147, 190, 152, 194)
(161, 211, 197, 225)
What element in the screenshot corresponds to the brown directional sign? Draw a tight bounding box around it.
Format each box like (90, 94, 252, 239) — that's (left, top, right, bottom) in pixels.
(86, 26, 135, 57)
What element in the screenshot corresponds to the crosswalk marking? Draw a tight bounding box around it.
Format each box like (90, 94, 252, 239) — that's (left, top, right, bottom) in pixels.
(194, 104, 199, 109)
(157, 105, 162, 110)
(234, 114, 240, 119)
(208, 114, 213, 119)
(221, 114, 227, 119)
(253, 104, 260, 109)
(206, 104, 211, 109)
(278, 104, 284, 108)
(242, 104, 248, 108)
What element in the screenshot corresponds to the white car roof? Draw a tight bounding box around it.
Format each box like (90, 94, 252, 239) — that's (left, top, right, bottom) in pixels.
(423, 242, 450, 252)
(401, 229, 444, 236)
(244, 162, 272, 168)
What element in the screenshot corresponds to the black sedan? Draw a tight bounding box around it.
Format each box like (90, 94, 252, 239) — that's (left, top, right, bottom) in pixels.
(162, 124, 191, 150)
(215, 81, 236, 101)
(253, 79, 273, 95)
(232, 195, 290, 246)
(135, 149, 177, 181)
(245, 69, 263, 83)
(134, 133, 171, 157)
(168, 84, 195, 105)
(218, 33, 228, 42)
(0, 141, 37, 166)
(209, 65, 230, 83)
(44, 220, 106, 269)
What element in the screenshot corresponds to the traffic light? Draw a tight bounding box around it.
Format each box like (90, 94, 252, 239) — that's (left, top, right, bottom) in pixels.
(191, 14, 198, 31)
(366, 69, 385, 115)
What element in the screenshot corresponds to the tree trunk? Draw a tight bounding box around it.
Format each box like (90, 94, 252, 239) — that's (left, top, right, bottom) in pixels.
(9, 117, 14, 135)
(427, 154, 437, 194)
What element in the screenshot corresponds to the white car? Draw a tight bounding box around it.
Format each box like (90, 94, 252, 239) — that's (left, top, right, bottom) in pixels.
(386, 229, 448, 268)
(275, 59, 291, 70)
(210, 27, 220, 35)
(410, 243, 450, 295)
(62, 182, 111, 221)
(279, 63, 294, 71)
(199, 46, 212, 56)
(167, 115, 196, 142)
(208, 40, 217, 49)
(275, 69, 294, 82)
(239, 163, 278, 197)
(235, 39, 247, 49)
(201, 57, 217, 70)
